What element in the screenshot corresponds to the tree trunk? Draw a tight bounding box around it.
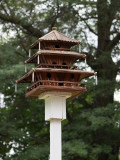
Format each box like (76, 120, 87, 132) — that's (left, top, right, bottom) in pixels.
(95, 50, 117, 107)
(91, 1, 120, 160)
(95, 0, 118, 107)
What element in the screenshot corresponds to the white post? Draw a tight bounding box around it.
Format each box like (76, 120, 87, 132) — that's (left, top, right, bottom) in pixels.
(29, 49, 31, 57)
(85, 58, 86, 68)
(95, 75, 98, 85)
(50, 119, 61, 160)
(79, 44, 81, 53)
(15, 83, 17, 92)
(37, 55, 40, 64)
(39, 92, 71, 160)
(39, 42, 41, 51)
(94, 72, 98, 85)
(25, 63, 27, 73)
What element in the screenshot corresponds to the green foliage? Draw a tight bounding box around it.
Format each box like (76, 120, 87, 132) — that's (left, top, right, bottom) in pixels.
(0, 0, 120, 159)
(63, 140, 88, 159)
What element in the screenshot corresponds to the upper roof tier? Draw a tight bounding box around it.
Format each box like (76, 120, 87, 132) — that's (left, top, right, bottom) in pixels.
(30, 27, 80, 49)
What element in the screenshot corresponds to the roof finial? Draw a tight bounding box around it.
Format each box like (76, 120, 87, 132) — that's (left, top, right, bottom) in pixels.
(52, 27, 57, 30)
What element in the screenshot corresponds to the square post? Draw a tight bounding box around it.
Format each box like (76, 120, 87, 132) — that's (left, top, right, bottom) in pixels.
(50, 119, 61, 160)
(39, 92, 71, 160)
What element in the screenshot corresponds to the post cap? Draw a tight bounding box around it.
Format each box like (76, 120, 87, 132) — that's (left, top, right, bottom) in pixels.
(37, 51, 41, 55)
(39, 38, 42, 41)
(83, 54, 86, 58)
(52, 27, 57, 30)
(94, 72, 97, 75)
(32, 68, 36, 72)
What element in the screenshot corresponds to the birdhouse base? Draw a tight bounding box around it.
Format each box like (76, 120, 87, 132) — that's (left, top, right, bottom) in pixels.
(39, 91, 71, 121)
(26, 84, 86, 99)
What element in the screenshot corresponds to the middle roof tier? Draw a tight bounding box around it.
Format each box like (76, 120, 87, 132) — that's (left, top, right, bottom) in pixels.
(25, 50, 86, 65)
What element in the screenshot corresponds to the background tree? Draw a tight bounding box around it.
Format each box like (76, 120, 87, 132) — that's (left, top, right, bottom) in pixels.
(0, 0, 120, 159)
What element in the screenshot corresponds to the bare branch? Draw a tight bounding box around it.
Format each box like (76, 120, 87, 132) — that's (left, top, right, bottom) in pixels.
(79, 16, 97, 36)
(15, 27, 28, 55)
(15, 50, 26, 58)
(50, 0, 60, 29)
(108, 0, 120, 24)
(81, 51, 97, 71)
(116, 60, 120, 72)
(78, 0, 97, 6)
(108, 32, 120, 51)
(0, 12, 43, 38)
(0, 3, 9, 15)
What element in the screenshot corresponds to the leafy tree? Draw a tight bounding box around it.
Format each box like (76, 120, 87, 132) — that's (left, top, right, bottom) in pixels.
(0, 0, 120, 159)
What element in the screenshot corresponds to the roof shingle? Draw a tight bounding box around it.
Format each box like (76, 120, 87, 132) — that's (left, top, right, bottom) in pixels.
(39, 30, 80, 43)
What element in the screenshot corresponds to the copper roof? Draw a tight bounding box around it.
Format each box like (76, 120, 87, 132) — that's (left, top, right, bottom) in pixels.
(16, 68, 95, 83)
(30, 28, 80, 49)
(25, 50, 86, 64)
(39, 30, 80, 43)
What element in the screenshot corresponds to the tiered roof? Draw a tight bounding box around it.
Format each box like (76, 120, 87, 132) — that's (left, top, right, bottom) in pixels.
(16, 27, 96, 99)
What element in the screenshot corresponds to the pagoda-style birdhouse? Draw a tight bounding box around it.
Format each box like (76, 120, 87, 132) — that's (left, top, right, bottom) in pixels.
(16, 27, 97, 160)
(16, 27, 96, 99)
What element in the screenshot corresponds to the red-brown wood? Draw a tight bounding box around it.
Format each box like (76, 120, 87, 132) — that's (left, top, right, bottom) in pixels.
(16, 28, 95, 99)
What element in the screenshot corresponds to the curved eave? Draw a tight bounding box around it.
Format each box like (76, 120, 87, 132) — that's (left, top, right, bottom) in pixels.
(16, 70, 33, 83)
(16, 68, 95, 83)
(34, 68, 95, 80)
(25, 50, 86, 64)
(30, 39, 79, 49)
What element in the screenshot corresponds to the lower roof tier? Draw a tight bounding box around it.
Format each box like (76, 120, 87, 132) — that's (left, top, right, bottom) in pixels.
(16, 68, 96, 84)
(25, 80, 86, 99)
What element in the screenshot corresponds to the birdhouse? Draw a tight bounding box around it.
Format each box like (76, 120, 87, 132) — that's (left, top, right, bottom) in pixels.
(16, 27, 97, 160)
(16, 27, 96, 99)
